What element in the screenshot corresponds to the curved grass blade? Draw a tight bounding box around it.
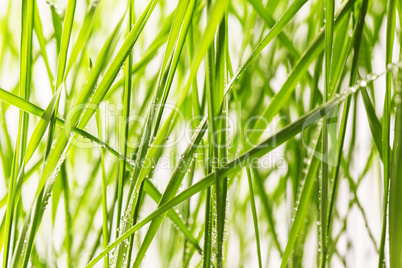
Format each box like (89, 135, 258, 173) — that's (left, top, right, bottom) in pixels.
(127, 6, 206, 263)
(121, 0, 202, 263)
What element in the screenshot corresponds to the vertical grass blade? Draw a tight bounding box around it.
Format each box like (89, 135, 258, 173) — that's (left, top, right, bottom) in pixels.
(319, 0, 334, 264)
(378, 0, 397, 265)
(2, 0, 35, 266)
(96, 107, 109, 268)
(389, 21, 402, 268)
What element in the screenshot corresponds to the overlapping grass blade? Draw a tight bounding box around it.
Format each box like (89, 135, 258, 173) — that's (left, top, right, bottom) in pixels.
(2, 0, 35, 266)
(1, 0, 402, 266)
(324, 0, 368, 263)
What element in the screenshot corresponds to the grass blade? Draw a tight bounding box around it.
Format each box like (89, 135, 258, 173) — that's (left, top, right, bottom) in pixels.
(319, 0, 334, 263)
(2, 0, 35, 265)
(65, 0, 99, 75)
(95, 107, 109, 268)
(389, 24, 402, 268)
(132, 117, 207, 268)
(378, 0, 397, 265)
(24, 87, 62, 164)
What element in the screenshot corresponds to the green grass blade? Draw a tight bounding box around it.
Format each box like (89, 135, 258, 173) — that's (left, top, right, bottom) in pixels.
(204, 0, 218, 266)
(246, 168, 263, 268)
(73, 0, 157, 133)
(360, 87, 383, 158)
(240, 0, 355, 147)
(247, 0, 301, 58)
(378, 0, 397, 265)
(55, 0, 77, 88)
(19, 1, 78, 262)
(35, 8, 127, 196)
(281, 135, 321, 268)
(65, 0, 99, 75)
(24, 87, 62, 164)
(115, 0, 135, 244)
(33, 2, 55, 91)
(60, 163, 72, 268)
(2, 0, 402, 266)
(128, 0, 228, 207)
(325, 0, 368, 263)
(95, 107, 109, 268)
(49, 3, 63, 52)
(0, 87, 123, 161)
(239, 0, 308, 79)
(132, 117, 207, 267)
(389, 23, 402, 268)
(143, 179, 202, 252)
(2, 0, 35, 266)
(113, 2, 136, 266)
(320, 0, 334, 265)
(232, 63, 264, 265)
(252, 166, 283, 254)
